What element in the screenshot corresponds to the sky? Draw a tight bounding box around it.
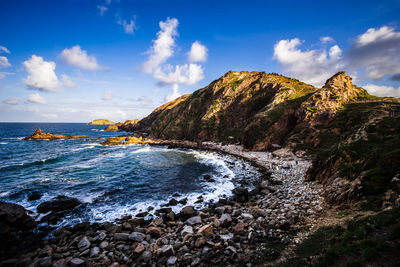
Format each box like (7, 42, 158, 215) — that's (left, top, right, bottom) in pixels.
(1, 0, 400, 122)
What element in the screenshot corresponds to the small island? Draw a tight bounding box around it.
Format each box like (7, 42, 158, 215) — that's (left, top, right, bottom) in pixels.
(23, 129, 88, 140)
(87, 119, 115, 125)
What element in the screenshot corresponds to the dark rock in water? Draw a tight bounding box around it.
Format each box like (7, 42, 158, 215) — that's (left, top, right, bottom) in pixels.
(0, 201, 37, 260)
(168, 198, 179, 206)
(179, 198, 188, 205)
(28, 192, 43, 201)
(172, 192, 181, 197)
(40, 211, 66, 224)
(233, 187, 249, 202)
(37, 195, 81, 213)
(136, 211, 149, 217)
(156, 207, 172, 214)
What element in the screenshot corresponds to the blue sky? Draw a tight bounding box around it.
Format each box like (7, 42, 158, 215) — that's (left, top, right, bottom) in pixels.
(1, 0, 400, 122)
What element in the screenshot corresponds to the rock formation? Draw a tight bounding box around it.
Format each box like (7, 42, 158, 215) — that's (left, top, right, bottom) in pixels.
(87, 119, 115, 125)
(23, 129, 88, 140)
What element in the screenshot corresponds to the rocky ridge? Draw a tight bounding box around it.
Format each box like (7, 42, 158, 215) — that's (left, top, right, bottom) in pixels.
(23, 129, 88, 141)
(87, 119, 115, 125)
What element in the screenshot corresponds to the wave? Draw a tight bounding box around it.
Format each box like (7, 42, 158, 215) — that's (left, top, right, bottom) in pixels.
(0, 142, 8, 145)
(0, 155, 66, 172)
(72, 145, 94, 152)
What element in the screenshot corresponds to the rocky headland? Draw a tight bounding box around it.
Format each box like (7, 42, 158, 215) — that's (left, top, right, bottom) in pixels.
(5, 71, 400, 266)
(23, 129, 88, 141)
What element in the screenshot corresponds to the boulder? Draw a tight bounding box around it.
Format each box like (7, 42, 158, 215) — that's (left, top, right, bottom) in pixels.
(37, 195, 81, 213)
(179, 206, 195, 218)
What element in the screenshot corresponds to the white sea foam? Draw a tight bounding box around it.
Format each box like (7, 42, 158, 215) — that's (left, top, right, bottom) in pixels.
(72, 145, 95, 152)
(0, 142, 8, 145)
(0, 191, 10, 197)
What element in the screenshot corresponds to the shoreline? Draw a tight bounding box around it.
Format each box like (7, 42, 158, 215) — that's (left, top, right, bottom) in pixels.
(3, 139, 326, 266)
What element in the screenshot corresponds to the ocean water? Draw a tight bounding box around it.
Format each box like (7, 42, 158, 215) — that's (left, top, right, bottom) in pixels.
(0, 123, 262, 227)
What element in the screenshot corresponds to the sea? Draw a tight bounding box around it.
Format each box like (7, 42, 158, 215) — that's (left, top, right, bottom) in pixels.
(0, 123, 262, 227)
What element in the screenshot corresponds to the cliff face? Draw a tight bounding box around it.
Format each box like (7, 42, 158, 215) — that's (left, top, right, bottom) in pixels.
(135, 71, 400, 205)
(136, 71, 317, 145)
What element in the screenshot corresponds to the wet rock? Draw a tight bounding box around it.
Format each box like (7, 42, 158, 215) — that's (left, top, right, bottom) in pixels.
(180, 206, 195, 217)
(99, 241, 109, 249)
(142, 250, 152, 262)
(233, 187, 249, 202)
(136, 211, 148, 217)
(169, 198, 179, 206)
(39, 256, 52, 267)
(37, 195, 81, 213)
(28, 192, 43, 201)
(129, 232, 146, 242)
(232, 222, 246, 235)
(114, 232, 129, 241)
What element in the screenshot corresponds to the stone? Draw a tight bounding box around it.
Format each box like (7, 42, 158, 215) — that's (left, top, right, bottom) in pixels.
(142, 250, 152, 262)
(77, 236, 91, 251)
(197, 224, 213, 237)
(146, 227, 162, 238)
(250, 207, 266, 218)
(69, 258, 85, 267)
(180, 206, 195, 217)
(37, 195, 81, 213)
(162, 244, 175, 257)
(232, 222, 246, 235)
(114, 232, 129, 241)
(186, 216, 202, 225)
(90, 247, 100, 257)
(167, 256, 177, 265)
(129, 232, 146, 242)
(28, 192, 43, 201)
(169, 198, 179, 206)
(219, 213, 232, 226)
(134, 243, 145, 254)
(152, 217, 164, 226)
(99, 241, 109, 249)
(181, 225, 194, 236)
(39, 256, 52, 267)
(195, 237, 206, 247)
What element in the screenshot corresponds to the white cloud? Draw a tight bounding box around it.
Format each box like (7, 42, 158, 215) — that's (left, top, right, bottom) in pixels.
(122, 19, 136, 35)
(273, 38, 343, 86)
(61, 74, 76, 88)
(273, 25, 400, 86)
(356, 26, 400, 46)
(154, 63, 204, 85)
(364, 84, 400, 98)
(137, 96, 153, 104)
(188, 41, 208, 62)
(165, 84, 181, 102)
(60, 45, 102, 70)
(0, 56, 11, 68)
(102, 90, 114, 101)
(4, 98, 23, 105)
(320, 36, 334, 43)
(346, 26, 400, 80)
(0, 72, 13, 80)
(28, 93, 46, 104)
(0, 46, 10, 54)
(97, 5, 108, 16)
(141, 17, 179, 73)
(23, 55, 60, 92)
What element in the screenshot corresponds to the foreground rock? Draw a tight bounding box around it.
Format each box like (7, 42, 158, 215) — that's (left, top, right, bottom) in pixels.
(87, 119, 115, 125)
(0, 202, 37, 261)
(23, 129, 88, 141)
(37, 195, 81, 213)
(7, 149, 325, 266)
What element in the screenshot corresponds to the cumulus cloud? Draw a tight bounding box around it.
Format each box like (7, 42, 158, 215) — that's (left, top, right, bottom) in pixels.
(154, 64, 204, 85)
(364, 84, 400, 98)
(273, 38, 343, 86)
(141, 17, 179, 73)
(23, 55, 60, 92)
(320, 36, 334, 43)
(60, 45, 103, 70)
(28, 93, 46, 104)
(188, 41, 208, 62)
(102, 90, 114, 101)
(0, 46, 10, 54)
(0, 56, 11, 68)
(61, 74, 76, 88)
(4, 98, 23, 105)
(345, 26, 400, 80)
(97, 5, 108, 16)
(273, 26, 400, 90)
